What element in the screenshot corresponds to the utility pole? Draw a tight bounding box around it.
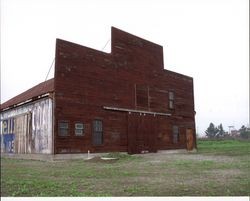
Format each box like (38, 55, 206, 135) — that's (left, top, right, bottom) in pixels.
(228, 126, 234, 135)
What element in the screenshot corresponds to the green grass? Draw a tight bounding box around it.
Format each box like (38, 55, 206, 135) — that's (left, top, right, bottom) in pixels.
(1, 140, 250, 196)
(197, 139, 250, 156)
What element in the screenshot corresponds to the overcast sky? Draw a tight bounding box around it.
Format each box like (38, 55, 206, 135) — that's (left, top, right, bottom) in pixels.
(1, 0, 249, 135)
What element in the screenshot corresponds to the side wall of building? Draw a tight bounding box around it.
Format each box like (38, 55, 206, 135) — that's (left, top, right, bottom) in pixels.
(54, 27, 196, 154)
(0, 98, 53, 154)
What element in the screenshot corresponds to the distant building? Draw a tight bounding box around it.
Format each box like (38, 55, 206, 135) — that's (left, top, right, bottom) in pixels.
(0, 27, 196, 155)
(230, 130, 240, 137)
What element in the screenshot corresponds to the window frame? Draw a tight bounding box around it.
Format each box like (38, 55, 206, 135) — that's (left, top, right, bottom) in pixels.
(169, 91, 175, 109)
(58, 120, 69, 137)
(92, 119, 103, 146)
(135, 84, 149, 108)
(74, 122, 84, 136)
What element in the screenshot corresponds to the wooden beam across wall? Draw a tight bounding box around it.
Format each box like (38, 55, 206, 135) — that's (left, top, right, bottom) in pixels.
(103, 106, 171, 117)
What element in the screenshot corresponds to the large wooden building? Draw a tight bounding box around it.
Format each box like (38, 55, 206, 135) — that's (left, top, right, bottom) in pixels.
(0, 27, 196, 155)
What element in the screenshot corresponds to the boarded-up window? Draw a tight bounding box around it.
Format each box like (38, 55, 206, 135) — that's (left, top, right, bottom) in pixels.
(58, 121, 69, 136)
(173, 126, 179, 144)
(173, 125, 179, 143)
(93, 120, 103, 145)
(136, 84, 149, 108)
(169, 91, 174, 109)
(75, 123, 84, 136)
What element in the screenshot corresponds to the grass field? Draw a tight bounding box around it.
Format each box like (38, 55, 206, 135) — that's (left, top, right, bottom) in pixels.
(1, 139, 250, 196)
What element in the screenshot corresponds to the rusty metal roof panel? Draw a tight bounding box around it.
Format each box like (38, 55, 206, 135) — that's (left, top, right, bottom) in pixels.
(1, 78, 54, 111)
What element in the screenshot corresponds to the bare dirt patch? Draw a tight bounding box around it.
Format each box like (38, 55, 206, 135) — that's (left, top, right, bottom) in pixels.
(140, 152, 238, 163)
(84, 156, 119, 163)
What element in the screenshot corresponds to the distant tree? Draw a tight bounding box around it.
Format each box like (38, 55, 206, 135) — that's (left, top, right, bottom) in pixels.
(205, 123, 219, 138)
(239, 125, 250, 139)
(217, 123, 225, 138)
(239, 125, 246, 132)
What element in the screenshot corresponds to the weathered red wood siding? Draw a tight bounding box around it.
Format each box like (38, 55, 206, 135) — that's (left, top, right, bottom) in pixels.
(54, 27, 196, 154)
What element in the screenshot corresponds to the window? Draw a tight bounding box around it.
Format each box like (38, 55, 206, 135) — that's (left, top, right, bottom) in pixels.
(136, 84, 149, 108)
(92, 120, 103, 145)
(58, 121, 69, 136)
(173, 125, 179, 143)
(169, 91, 174, 109)
(75, 123, 84, 136)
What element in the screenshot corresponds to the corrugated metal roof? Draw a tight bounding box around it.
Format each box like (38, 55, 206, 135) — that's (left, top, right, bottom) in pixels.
(1, 78, 54, 111)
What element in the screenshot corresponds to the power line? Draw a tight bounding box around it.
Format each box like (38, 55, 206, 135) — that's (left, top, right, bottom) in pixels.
(101, 39, 110, 51)
(44, 38, 109, 82)
(45, 58, 55, 82)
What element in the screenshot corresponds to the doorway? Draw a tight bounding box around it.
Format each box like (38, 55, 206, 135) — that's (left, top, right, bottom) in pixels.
(127, 113, 157, 154)
(186, 128, 194, 150)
